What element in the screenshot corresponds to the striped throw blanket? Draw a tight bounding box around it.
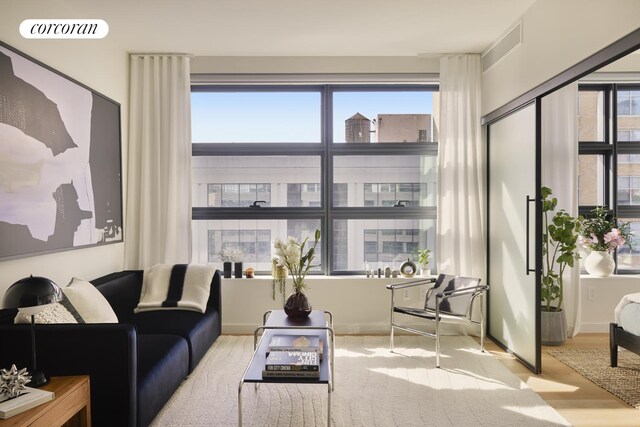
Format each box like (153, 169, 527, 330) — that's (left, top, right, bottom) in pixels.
(135, 264, 215, 314)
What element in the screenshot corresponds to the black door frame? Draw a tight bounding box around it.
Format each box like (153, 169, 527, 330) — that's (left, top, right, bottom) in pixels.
(483, 27, 640, 374)
(485, 100, 542, 373)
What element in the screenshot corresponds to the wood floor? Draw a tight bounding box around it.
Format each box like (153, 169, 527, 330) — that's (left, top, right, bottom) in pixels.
(485, 333, 640, 426)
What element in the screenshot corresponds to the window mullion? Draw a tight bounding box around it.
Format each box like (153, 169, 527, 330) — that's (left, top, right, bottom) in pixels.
(612, 84, 618, 213)
(323, 84, 331, 275)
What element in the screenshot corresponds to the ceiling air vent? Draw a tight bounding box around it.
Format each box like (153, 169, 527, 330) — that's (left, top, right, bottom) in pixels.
(482, 21, 522, 73)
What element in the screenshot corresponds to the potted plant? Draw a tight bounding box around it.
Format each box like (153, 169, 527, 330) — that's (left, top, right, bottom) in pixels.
(578, 206, 631, 277)
(273, 229, 321, 318)
(541, 187, 581, 346)
(417, 249, 431, 276)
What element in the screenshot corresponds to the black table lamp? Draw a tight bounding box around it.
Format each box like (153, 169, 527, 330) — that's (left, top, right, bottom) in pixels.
(2, 275, 62, 387)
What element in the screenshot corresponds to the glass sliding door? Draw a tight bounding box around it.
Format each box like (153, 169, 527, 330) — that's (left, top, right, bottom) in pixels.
(487, 102, 540, 373)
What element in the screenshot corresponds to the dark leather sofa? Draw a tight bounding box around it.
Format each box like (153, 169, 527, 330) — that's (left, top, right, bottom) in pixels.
(0, 269, 222, 427)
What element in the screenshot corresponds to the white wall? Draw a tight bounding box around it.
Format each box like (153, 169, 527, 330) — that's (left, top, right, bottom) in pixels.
(222, 276, 478, 336)
(598, 52, 640, 73)
(0, 4, 128, 298)
(580, 275, 640, 333)
(223, 277, 409, 334)
(191, 56, 440, 75)
(482, 0, 640, 116)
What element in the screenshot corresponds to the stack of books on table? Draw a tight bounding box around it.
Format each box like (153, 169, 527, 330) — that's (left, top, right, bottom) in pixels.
(0, 387, 55, 419)
(262, 334, 322, 379)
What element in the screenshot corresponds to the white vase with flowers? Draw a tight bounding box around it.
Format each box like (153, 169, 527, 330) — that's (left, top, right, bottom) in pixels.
(578, 207, 631, 277)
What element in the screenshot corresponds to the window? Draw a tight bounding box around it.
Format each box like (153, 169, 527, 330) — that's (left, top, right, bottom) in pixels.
(578, 84, 640, 273)
(332, 220, 435, 271)
(192, 156, 321, 208)
(618, 131, 640, 142)
(194, 219, 321, 270)
(618, 154, 640, 163)
(191, 84, 438, 273)
(618, 219, 640, 270)
(287, 184, 321, 207)
(616, 176, 640, 205)
(364, 228, 420, 262)
(617, 90, 640, 116)
(207, 184, 271, 207)
(577, 154, 606, 206)
(363, 183, 426, 207)
(578, 89, 606, 142)
(192, 91, 321, 143)
(208, 229, 271, 263)
(332, 90, 438, 144)
(333, 155, 437, 208)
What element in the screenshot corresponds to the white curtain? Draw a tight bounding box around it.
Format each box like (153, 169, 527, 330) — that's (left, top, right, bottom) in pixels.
(437, 55, 485, 279)
(541, 83, 580, 336)
(125, 55, 192, 269)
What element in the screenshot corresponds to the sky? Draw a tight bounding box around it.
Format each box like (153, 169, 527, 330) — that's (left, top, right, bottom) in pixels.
(191, 90, 433, 143)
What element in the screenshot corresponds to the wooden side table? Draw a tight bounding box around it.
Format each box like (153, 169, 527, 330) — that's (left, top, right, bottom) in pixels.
(0, 375, 91, 427)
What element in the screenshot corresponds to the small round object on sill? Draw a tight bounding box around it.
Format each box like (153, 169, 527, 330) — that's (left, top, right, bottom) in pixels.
(400, 258, 417, 278)
(245, 267, 255, 278)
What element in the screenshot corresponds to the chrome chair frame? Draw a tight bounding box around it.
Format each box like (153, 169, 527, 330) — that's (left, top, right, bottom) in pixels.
(386, 275, 488, 368)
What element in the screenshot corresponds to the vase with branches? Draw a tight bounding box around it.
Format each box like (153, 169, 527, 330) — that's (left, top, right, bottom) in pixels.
(272, 229, 321, 318)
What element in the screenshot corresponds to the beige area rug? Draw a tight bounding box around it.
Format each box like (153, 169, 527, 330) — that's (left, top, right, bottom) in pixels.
(151, 335, 570, 426)
(549, 347, 640, 410)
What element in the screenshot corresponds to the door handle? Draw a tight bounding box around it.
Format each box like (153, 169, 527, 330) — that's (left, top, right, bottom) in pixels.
(526, 195, 536, 275)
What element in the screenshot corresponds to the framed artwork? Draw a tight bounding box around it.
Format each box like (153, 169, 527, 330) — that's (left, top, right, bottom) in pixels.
(0, 41, 123, 261)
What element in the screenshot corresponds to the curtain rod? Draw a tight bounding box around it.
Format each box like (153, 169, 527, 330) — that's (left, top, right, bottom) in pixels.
(130, 53, 194, 58)
(191, 73, 439, 85)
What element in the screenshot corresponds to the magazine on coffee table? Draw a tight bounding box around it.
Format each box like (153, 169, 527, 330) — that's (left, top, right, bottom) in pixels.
(267, 334, 323, 360)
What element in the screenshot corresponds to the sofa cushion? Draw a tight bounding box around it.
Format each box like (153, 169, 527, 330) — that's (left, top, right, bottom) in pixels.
(136, 264, 214, 314)
(137, 334, 189, 427)
(13, 278, 118, 324)
(14, 302, 78, 324)
(63, 277, 119, 323)
(132, 309, 220, 372)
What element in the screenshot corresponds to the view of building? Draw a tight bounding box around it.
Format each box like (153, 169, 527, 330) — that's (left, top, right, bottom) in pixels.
(578, 87, 640, 269)
(192, 109, 438, 272)
(375, 114, 433, 143)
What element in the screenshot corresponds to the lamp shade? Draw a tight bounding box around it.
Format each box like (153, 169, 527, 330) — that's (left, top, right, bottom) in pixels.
(3, 276, 62, 315)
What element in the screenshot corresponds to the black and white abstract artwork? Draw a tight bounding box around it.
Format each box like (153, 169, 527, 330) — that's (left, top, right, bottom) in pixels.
(0, 42, 122, 260)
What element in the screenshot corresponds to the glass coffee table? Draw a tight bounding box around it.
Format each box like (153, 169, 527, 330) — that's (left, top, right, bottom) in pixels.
(238, 309, 334, 426)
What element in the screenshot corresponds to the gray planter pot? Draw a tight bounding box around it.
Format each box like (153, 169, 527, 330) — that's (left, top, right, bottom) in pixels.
(541, 309, 567, 346)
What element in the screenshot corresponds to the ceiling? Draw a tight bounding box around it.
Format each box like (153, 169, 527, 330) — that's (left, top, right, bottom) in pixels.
(55, 0, 537, 56)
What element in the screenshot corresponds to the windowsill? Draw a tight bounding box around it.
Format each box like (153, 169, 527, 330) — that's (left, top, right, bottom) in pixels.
(223, 275, 436, 281)
(581, 274, 640, 280)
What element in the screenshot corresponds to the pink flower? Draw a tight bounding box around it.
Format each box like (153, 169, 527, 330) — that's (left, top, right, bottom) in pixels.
(604, 228, 620, 243)
(590, 233, 599, 245)
(604, 228, 626, 251)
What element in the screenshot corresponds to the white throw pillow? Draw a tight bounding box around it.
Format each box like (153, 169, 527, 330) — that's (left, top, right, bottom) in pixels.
(14, 302, 78, 324)
(63, 277, 118, 323)
(136, 264, 214, 314)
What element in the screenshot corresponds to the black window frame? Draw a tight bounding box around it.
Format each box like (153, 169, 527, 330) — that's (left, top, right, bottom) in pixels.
(579, 83, 640, 274)
(191, 84, 438, 275)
